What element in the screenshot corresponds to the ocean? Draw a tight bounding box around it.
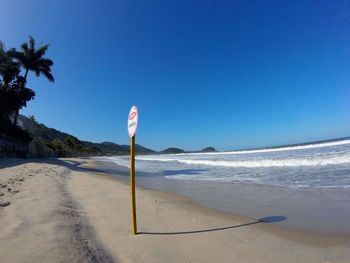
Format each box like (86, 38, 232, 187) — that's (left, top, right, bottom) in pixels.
(93, 139, 350, 234)
(99, 139, 350, 188)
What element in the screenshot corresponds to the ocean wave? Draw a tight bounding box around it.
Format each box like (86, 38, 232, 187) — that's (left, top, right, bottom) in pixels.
(164, 174, 350, 188)
(137, 154, 350, 168)
(93, 141, 350, 189)
(174, 139, 350, 156)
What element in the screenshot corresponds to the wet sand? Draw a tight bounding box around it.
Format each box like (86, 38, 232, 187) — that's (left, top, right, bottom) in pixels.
(94, 160, 350, 234)
(1, 158, 350, 262)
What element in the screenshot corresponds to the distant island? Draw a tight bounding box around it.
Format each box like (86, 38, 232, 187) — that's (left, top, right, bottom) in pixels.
(160, 147, 186, 154)
(199, 147, 217, 153)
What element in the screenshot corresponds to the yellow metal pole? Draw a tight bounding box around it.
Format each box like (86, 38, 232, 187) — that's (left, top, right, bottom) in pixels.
(130, 135, 137, 235)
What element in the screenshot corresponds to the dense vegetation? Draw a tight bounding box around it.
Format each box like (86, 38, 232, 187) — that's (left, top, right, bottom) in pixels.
(19, 115, 155, 157)
(0, 37, 54, 142)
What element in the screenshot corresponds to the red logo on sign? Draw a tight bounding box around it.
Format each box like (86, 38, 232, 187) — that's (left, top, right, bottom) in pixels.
(129, 111, 137, 120)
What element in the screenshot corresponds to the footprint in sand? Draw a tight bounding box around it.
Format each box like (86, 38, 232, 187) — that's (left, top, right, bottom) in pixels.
(14, 176, 24, 182)
(0, 200, 10, 207)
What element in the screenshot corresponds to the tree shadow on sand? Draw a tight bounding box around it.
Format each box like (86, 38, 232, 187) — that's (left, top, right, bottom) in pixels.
(139, 216, 287, 235)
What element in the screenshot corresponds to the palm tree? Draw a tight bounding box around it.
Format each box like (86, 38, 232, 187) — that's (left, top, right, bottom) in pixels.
(13, 36, 54, 124)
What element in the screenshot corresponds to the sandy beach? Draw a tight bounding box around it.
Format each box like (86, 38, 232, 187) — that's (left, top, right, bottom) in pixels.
(1, 158, 350, 263)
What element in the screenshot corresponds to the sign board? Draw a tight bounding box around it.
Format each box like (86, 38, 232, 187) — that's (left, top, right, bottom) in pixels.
(128, 106, 138, 235)
(128, 106, 138, 137)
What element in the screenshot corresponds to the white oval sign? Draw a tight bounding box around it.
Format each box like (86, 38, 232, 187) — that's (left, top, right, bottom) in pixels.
(127, 106, 138, 137)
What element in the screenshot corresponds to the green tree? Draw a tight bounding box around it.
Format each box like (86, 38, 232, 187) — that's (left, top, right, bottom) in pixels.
(0, 41, 35, 121)
(13, 36, 54, 124)
(0, 42, 19, 85)
(64, 136, 77, 149)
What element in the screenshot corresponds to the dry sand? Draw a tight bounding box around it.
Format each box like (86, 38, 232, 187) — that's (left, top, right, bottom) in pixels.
(1, 158, 350, 263)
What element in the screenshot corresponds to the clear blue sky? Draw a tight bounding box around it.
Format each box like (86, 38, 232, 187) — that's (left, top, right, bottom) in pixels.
(1, 0, 349, 151)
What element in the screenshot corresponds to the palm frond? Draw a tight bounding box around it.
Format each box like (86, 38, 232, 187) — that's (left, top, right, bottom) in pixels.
(35, 68, 40, 77)
(0, 41, 6, 52)
(20, 42, 29, 53)
(14, 36, 54, 82)
(28, 36, 35, 50)
(42, 70, 54, 82)
(41, 58, 54, 67)
(8, 48, 17, 57)
(36, 44, 49, 57)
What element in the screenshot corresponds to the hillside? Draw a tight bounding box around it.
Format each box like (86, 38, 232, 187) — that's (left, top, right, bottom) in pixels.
(121, 144, 156, 154)
(19, 115, 154, 157)
(17, 115, 219, 157)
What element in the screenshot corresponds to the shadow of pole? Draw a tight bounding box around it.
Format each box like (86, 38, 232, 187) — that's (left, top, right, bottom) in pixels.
(139, 216, 287, 236)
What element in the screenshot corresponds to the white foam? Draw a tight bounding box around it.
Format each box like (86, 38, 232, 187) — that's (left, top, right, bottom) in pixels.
(164, 174, 350, 188)
(175, 139, 350, 156)
(137, 154, 350, 168)
(93, 141, 350, 188)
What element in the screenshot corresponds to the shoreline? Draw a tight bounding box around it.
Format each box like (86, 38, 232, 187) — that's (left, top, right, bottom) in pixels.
(1, 158, 350, 262)
(89, 160, 348, 238)
(93, 159, 350, 235)
(90, 160, 350, 239)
